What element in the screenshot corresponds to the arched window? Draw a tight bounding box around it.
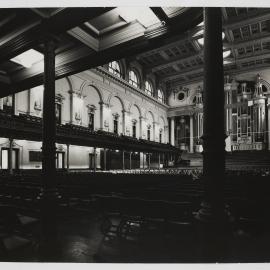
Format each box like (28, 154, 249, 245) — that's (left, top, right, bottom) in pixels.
(157, 89, 165, 103)
(108, 61, 122, 78)
(129, 70, 139, 88)
(145, 81, 153, 96)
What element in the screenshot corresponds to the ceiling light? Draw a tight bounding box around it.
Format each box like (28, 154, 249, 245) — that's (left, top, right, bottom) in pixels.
(11, 49, 43, 68)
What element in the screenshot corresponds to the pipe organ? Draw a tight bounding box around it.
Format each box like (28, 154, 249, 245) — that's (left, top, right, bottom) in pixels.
(170, 74, 270, 152)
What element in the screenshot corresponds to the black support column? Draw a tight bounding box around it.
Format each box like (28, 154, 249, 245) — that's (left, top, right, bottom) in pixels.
(195, 8, 229, 261)
(197, 7, 225, 221)
(8, 138, 13, 175)
(39, 37, 59, 261)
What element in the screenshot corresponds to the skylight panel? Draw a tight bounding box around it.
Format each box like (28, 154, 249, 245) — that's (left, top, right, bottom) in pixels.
(11, 49, 43, 68)
(116, 7, 160, 28)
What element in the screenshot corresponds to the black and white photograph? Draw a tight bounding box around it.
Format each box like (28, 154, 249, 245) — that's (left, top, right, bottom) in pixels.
(0, 1, 270, 266)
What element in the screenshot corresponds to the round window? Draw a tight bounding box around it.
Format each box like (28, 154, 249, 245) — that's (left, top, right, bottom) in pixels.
(177, 92, 185, 101)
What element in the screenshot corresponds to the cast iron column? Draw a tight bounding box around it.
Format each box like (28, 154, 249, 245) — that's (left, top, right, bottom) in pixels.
(190, 115, 194, 153)
(66, 144, 70, 172)
(9, 138, 13, 175)
(104, 148, 107, 170)
(197, 8, 225, 221)
(170, 117, 175, 146)
(93, 147, 97, 172)
(122, 151, 125, 170)
(129, 152, 132, 169)
(39, 37, 59, 261)
(195, 8, 228, 262)
(268, 102, 270, 150)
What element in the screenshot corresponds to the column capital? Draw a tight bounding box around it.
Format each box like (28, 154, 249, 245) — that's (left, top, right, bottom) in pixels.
(39, 31, 60, 47)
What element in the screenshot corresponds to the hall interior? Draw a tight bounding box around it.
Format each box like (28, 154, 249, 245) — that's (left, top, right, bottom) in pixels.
(0, 6, 270, 262)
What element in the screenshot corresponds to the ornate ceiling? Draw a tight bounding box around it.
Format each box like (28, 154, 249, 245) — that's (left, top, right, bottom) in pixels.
(0, 7, 269, 97)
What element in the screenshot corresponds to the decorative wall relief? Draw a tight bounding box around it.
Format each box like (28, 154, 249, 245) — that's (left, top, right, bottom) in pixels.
(75, 111, 81, 121)
(73, 93, 84, 124)
(34, 99, 42, 113)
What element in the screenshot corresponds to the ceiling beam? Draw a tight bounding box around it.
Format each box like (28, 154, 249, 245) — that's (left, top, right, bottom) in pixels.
(171, 62, 270, 88)
(0, 9, 203, 98)
(162, 49, 270, 83)
(236, 51, 270, 64)
(0, 72, 10, 84)
(136, 25, 203, 60)
(148, 51, 203, 73)
(0, 7, 114, 62)
(152, 32, 270, 74)
(0, 12, 16, 28)
(161, 65, 204, 82)
(223, 9, 270, 30)
(224, 32, 270, 50)
(150, 7, 170, 24)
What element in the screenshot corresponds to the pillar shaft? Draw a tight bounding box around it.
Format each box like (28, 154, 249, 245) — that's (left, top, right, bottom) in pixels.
(170, 117, 175, 146)
(93, 147, 97, 172)
(104, 148, 107, 170)
(129, 152, 132, 169)
(268, 104, 270, 150)
(99, 102, 104, 130)
(139, 117, 143, 138)
(122, 110, 126, 135)
(190, 115, 194, 153)
(9, 138, 13, 174)
(122, 151, 125, 170)
(66, 144, 70, 172)
(39, 37, 59, 260)
(153, 123, 156, 142)
(42, 39, 57, 186)
(198, 8, 225, 221)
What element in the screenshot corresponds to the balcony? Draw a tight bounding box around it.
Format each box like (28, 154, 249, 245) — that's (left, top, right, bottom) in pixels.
(0, 111, 179, 154)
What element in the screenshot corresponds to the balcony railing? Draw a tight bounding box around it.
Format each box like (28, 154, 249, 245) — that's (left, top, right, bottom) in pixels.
(0, 111, 179, 154)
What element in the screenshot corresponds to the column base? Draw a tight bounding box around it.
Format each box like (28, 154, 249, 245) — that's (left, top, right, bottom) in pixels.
(194, 201, 230, 223)
(194, 201, 234, 262)
(37, 188, 61, 261)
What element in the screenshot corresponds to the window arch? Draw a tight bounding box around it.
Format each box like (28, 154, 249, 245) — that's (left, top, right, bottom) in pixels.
(108, 61, 122, 78)
(145, 80, 153, 96)
(157, 89, 165, 103)
(128, 70, 139, 88)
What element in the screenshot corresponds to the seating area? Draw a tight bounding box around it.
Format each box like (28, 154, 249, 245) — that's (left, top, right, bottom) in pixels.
(0, 168, 270, 261)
